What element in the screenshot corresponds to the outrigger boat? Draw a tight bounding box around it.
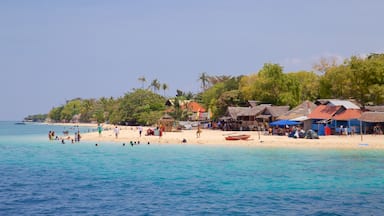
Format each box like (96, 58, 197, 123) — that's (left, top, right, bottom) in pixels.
(225, 134, 251, 141)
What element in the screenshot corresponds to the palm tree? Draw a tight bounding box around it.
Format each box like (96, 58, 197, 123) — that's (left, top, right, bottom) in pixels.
(198, 72, 209, 91)
(162, 83, 168, 97)
(138, 76, 146, 89)
(150, 79, 161, 92)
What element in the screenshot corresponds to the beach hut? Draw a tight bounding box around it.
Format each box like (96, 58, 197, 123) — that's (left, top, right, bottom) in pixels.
(158, 114, 175, 132)
(359, 112, 384, 134)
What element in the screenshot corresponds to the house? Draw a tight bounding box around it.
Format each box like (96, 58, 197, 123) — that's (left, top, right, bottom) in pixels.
(223, 104, 289, 130)
(308, 100, 362, 135)
(165, 99, 207, 121)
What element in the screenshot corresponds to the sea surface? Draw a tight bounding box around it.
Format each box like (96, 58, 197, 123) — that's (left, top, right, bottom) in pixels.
(0, 121, 383, 215)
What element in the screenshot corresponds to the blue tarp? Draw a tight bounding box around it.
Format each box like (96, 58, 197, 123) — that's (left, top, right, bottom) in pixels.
(269, 119, 300, 127)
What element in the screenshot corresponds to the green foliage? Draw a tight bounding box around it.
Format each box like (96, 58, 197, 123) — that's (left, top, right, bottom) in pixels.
(48, 106, 63, 122)
(117, 89, 166, 125)
(24, 113, 48, 122)
(41, 53, 384, 124)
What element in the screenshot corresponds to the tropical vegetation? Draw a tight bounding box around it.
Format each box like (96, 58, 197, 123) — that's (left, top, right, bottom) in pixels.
(27, 54, 384, 125)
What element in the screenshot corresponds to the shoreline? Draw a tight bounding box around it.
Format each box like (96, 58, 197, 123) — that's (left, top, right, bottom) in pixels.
(56, 123, 384, 150)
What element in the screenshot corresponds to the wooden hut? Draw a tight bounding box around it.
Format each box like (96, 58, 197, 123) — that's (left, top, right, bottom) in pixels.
(158, 114, 175, 132)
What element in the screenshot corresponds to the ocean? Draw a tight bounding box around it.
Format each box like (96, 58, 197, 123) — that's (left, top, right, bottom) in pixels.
(0, 121, 383, 215)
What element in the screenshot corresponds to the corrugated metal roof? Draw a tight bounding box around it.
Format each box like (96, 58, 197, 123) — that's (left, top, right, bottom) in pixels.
(326, 99, 360, 109)
(308, 105, 342, 119)
(333, 109, 362, 120)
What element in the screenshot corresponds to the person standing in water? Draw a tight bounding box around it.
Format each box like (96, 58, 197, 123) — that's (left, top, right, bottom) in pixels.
(97, 124, 103, 137)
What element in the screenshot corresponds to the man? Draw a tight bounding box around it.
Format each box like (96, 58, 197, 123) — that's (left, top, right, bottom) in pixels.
(114, 126, 119, 139)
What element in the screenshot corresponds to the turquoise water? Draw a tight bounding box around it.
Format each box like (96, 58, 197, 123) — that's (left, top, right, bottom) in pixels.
(0, 122, 383, 215)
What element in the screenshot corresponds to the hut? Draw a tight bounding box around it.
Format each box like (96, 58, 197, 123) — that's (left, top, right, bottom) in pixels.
(158, 114, 175, 132)
(359, 112, 384, 134)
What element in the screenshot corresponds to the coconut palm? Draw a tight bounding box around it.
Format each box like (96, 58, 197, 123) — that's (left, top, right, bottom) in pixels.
(198, 72, 209, 91)
(138, 76, 146, 89)
(162, 83, 168, 97)
(150, 79, 161, 93)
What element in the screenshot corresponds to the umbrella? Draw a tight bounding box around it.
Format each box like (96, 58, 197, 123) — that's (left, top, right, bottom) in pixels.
(269, 119, 300, 127)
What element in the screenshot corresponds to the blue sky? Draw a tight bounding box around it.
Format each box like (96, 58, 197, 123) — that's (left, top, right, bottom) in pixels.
(1, 0, 383, 120)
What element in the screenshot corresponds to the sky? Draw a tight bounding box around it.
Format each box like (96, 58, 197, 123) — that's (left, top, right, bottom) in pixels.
(1, 0, 383, 120)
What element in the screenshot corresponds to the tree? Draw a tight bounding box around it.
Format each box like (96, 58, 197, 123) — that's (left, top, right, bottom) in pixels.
(162, 83, 168, 97)
(252, 63, 286, 105)
(117, 89, 166, 125)
(313, 56, 339, 74)
(198, 72, 210, 91)
(150, 79, 161, 92)
(138, 76, 146, 89)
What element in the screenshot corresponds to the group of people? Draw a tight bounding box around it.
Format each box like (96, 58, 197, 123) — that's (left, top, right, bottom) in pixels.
(48, 130, 81, 144)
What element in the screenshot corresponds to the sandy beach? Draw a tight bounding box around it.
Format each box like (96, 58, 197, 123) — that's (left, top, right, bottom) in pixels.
(67, 123, 384, 149)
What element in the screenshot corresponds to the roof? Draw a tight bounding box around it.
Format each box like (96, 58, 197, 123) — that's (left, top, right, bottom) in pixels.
(266, 106, 290, 117)
(185, 101, 206, 112)
(364, 105, 384, 112)
(238, 106, 265, 117)
(278, 101, 317, 120)
(315, 99, 360, 109)
(227, 107, 249, 119)
(359, 112, 384, 122)
(308, 105, 342, 119)
(333, 109, 362, 120)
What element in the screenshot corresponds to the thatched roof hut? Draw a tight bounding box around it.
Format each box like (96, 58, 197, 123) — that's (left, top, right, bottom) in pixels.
(158, 114, 175, 132)
(359, 112, 384, 123)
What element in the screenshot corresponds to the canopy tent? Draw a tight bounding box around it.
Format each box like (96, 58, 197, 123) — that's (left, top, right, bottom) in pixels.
(269, 119, 300, 127)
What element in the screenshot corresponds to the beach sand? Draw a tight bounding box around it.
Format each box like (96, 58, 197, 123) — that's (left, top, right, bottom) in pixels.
(75, 124, 384, 149)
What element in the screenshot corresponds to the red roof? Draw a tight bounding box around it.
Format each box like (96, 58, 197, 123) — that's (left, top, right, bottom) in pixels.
(333, 109, 362, 120)
(308, 105, 342, 119)
(182, 101, 206, 113)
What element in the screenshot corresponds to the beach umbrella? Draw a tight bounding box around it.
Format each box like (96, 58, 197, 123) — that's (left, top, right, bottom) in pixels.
(269, 119, 300, 127)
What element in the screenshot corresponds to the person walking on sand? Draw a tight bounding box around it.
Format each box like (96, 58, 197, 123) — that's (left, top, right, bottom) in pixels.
(196, 124, 202, 138)
(138, 126, 143, 137)
(114, 126, 120, 139)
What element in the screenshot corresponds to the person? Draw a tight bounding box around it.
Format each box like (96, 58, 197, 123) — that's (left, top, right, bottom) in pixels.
(77, 132, 81, 142)
(196, 125, 202, 138)
(114, 126, 119, 139)
(182, 138, 187, 143)
(138, 126, 143, 137)
(339, 125, 343, 135)
(97, 124, 103, 137)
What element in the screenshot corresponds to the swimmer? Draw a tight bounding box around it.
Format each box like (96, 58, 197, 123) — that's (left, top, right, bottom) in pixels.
(95, 143, 98, 146)
(123, 143, 125, 146)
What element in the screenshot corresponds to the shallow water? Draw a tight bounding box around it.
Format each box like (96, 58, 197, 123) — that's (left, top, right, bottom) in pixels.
(1, 122, 383, 215)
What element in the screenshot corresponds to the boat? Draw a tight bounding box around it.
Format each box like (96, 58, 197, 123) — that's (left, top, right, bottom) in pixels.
(225, 134, 251, 141)
(14, 122, 26, 125)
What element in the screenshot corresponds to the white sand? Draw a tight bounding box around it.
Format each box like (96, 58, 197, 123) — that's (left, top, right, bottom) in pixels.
(72, 123, 384, 149)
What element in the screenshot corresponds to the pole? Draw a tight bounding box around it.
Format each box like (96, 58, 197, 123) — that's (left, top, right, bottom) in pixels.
(360, 120, 363, 142)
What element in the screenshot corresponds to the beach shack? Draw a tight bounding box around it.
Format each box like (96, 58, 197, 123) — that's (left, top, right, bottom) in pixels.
(277, 100, 317, 131)
(158, 114, 175, 132)
(223, 104, 289, 131)
(308, 99, 362, 135)
(359, 111, 384, 134)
